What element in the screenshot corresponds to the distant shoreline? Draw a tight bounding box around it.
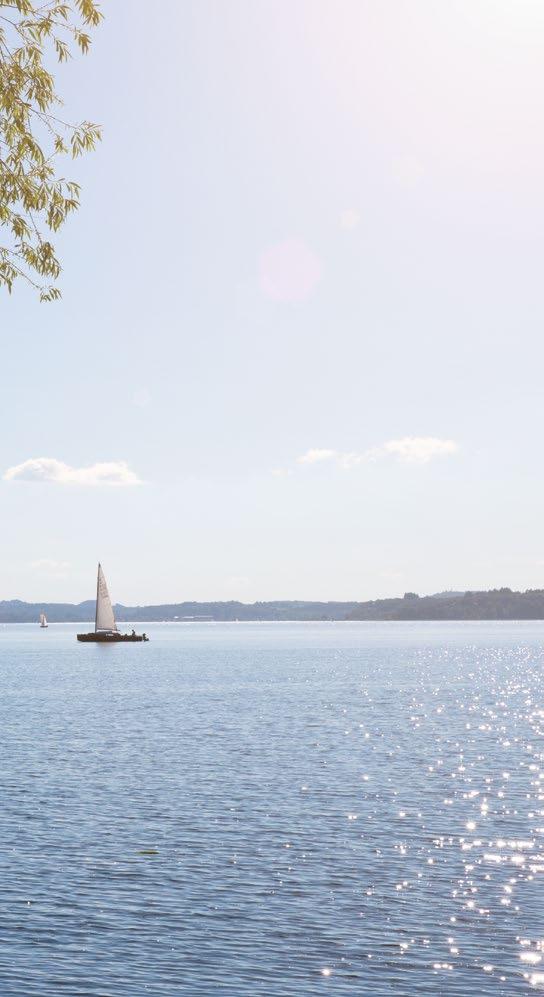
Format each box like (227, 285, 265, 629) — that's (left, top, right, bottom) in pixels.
(5, 618, 544, 626)
(1, 587, 544, 622)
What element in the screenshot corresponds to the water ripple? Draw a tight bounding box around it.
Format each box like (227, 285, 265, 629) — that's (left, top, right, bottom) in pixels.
(0, 621, 542, 994)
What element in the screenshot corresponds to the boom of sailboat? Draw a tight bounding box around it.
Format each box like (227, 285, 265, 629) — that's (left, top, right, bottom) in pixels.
(77, 564, 149, 643)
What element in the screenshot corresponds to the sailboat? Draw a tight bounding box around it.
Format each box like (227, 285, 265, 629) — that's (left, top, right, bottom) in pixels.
(77, 563, 149, 643)
(39, 612, 48, 628)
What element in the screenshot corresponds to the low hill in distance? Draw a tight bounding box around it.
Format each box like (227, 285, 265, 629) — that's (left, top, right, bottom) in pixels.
(0, 599, 359, 623)
(346, 588, 544, 620)
(2, 587, 544, 622)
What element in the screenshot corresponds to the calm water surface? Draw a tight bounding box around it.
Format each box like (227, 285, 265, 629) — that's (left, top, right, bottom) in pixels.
(0, 621, 543, 995)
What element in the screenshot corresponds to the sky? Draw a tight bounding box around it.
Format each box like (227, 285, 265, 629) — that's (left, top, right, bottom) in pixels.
(2, 0, 544, 605)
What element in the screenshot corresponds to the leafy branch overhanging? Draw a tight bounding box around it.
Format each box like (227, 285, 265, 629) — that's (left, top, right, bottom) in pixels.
(0, 0, 102, 301)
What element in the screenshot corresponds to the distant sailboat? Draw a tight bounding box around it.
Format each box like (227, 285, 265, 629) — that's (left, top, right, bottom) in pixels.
(77, 564, 149, 643)
(39, 612, 48, 628)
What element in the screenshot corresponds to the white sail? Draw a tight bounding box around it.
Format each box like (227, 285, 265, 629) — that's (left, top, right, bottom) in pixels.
(95, 563, 117, 632)
(39, 612, 47, 627)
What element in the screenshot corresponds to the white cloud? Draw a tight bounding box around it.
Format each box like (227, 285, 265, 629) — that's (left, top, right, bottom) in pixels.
(379, 570, 404, 582)
(297, 448, 338, 465)
(4, 457, 141, 486)
(337, 452, 363, 470)
(297, 437, 458, 469)
(226, 575, 251, 589)
(31, 559, 71, 576)
(377, 437, 459, 463)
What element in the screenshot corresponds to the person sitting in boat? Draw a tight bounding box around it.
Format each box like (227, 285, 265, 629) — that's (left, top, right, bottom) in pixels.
(131, 629, 136, 636)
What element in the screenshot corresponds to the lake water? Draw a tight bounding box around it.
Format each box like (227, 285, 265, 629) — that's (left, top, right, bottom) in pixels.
(0, 621, 543, 995)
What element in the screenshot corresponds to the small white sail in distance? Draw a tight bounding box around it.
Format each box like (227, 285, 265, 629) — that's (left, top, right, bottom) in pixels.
(39, 612, 48, 627)
(95, 563, 118, 633)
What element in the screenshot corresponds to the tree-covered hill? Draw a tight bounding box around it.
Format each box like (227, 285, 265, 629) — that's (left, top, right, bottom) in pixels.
(346, 588, 544, 620)
(2, 588, 544, 622)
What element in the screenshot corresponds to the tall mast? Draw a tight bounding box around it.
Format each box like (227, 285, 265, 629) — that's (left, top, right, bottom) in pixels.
(95, 562, 100, 633)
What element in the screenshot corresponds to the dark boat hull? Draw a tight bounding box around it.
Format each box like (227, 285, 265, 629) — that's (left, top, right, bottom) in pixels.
(77, 633, 148, 643)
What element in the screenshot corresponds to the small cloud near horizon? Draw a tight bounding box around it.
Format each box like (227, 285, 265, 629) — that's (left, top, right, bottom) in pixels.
(379, 569, 404, 582)
(4, 457, 141, 487)
(297, 436, 459, 469)
(226, 575, 251, 589)
(366, 437, 459, 464)
(31, 559, 71, 576)
(297, 449, 337, 465)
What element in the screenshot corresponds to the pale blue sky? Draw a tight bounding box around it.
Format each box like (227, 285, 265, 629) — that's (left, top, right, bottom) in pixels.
(2, 0, 544, 604)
